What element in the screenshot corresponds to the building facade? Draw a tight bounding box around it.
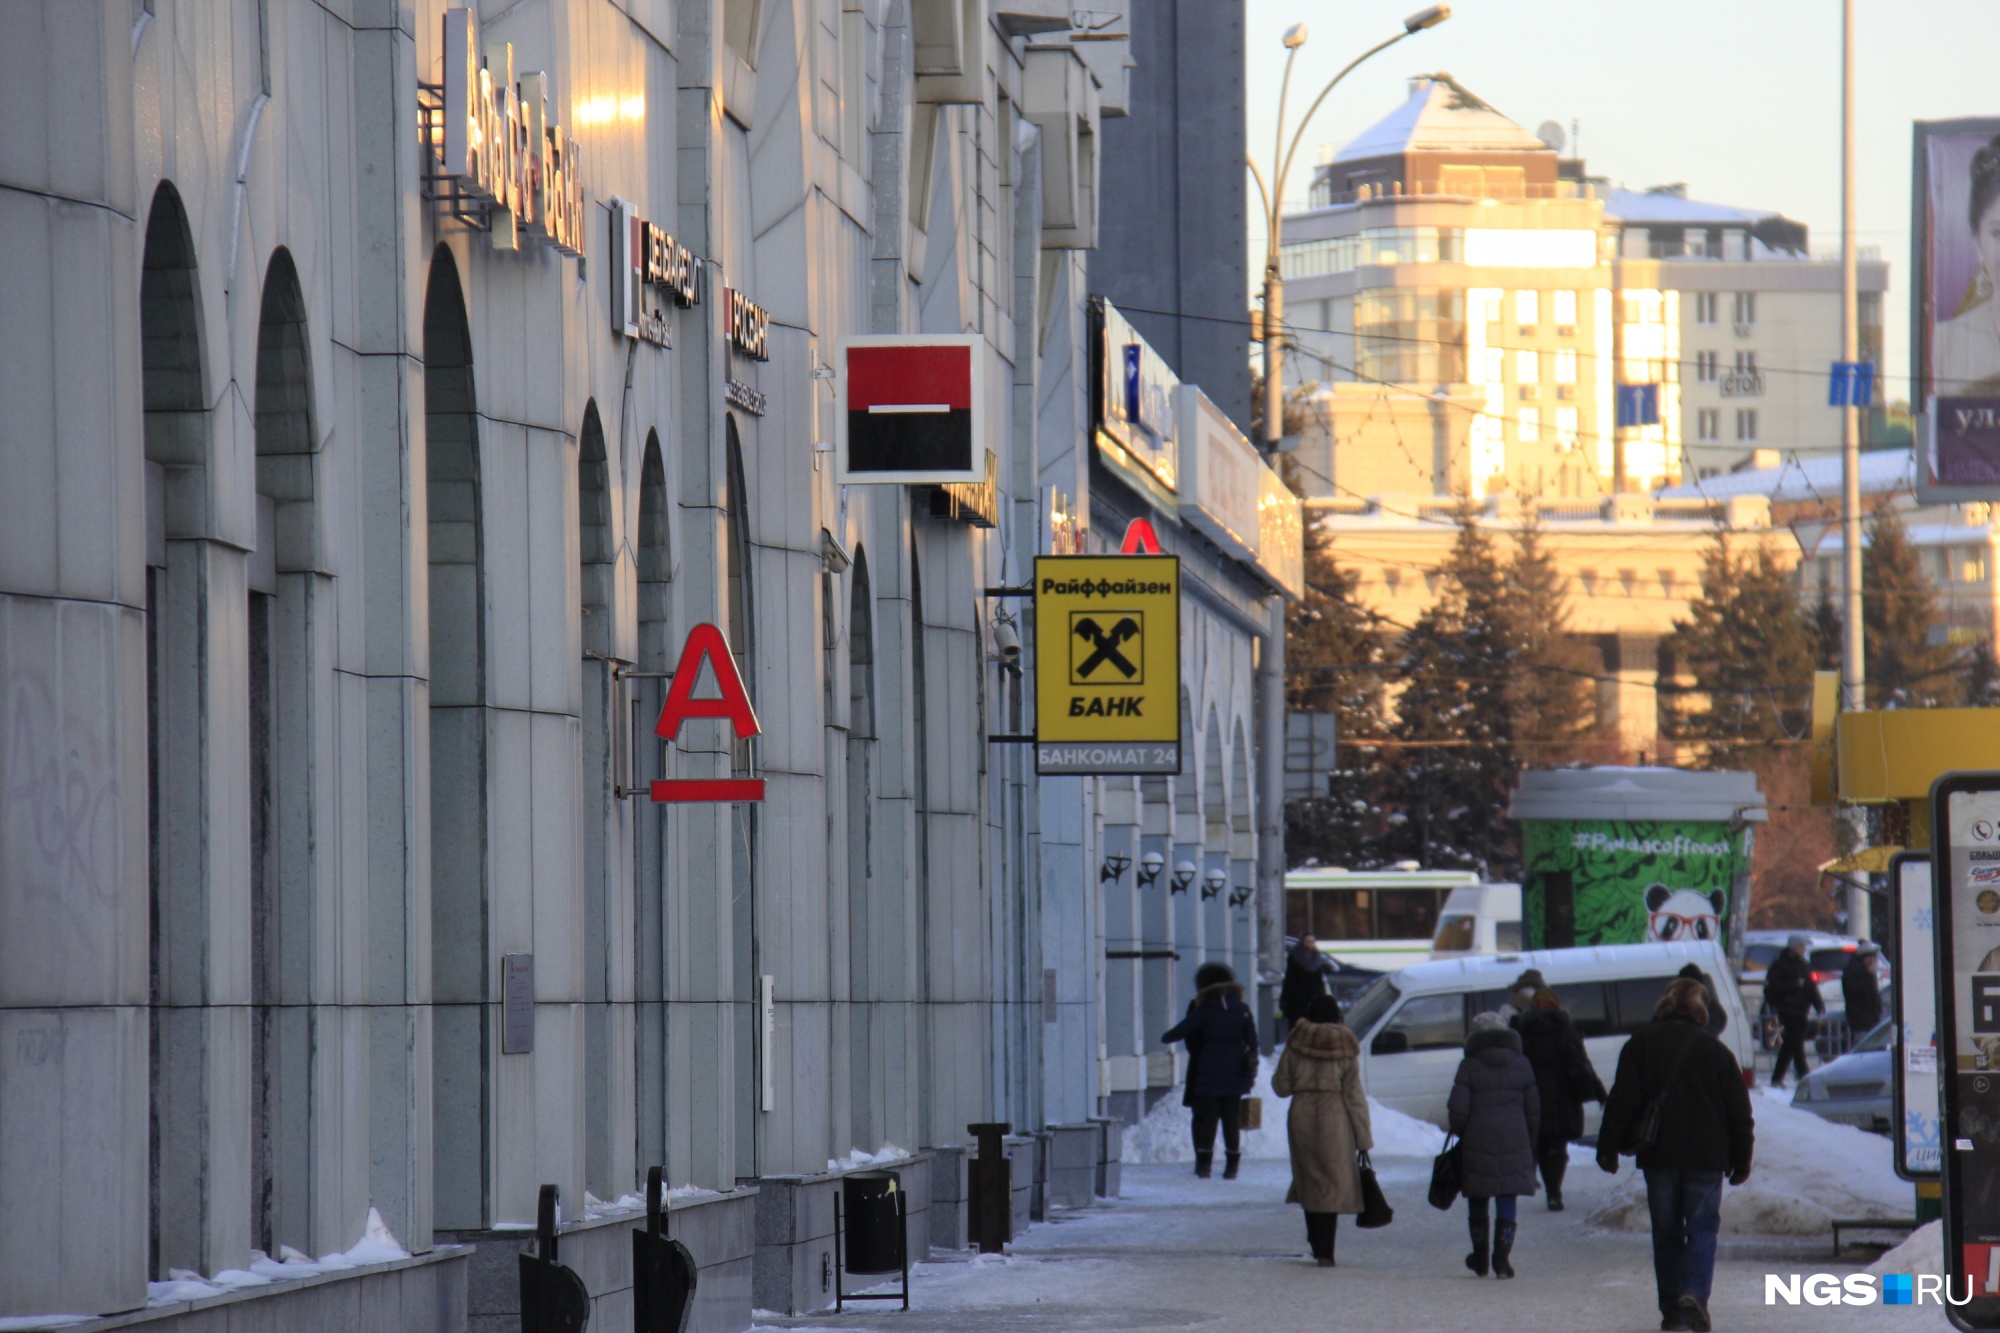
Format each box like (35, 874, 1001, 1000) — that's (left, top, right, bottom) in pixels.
(0, 0, 1290, 1328)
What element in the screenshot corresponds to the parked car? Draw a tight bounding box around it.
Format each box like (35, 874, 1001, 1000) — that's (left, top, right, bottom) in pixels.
(1735, 930, 1892, 1054)
(1428, 882, 1523, 958)
(1791, 1019, 1894, 1133)
(1344, 941, 1757, 1133)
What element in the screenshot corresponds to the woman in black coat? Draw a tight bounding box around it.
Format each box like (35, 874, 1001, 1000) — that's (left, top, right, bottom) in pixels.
(1447, 1012, 1540, 1278)
(1511, 988, 1607, 1212)
(1162, 961, 1260, 1179)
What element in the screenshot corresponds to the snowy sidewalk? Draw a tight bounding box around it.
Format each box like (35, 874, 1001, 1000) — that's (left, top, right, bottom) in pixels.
(754, 1154, 1934, 1333)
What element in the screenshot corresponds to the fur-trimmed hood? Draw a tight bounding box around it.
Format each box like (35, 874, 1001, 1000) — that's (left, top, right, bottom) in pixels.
(1195, 981, 1245, 1005)
(1466, 1025, 1523, 1061)
(1285, 1019, 1358, 1060)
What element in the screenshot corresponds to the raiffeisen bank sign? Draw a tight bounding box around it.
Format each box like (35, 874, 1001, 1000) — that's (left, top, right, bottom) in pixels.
(439, 7, 588, 255)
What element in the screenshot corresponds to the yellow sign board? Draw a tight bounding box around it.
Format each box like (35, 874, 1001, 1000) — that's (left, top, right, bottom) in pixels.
(1033, 554, 1181, 774)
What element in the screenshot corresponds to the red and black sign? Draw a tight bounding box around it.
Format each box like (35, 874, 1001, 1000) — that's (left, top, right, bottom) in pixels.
(839, 336, 984, 483)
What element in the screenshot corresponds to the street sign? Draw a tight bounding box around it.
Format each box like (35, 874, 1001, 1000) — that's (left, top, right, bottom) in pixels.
(1033, 554, 1181, 775)
(1284, 711, 1337, 800)
(1930, 772, 2000, 1322)
(1892, 850, 1941, 1180)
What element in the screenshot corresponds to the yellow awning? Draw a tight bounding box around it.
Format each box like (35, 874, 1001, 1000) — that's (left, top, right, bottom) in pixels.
(1818, 846, 1905, 875)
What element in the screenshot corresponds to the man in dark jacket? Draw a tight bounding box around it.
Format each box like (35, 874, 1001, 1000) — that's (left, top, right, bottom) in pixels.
(1598, 978, 1754, 1333)
(1842, 944, 1884, 1037)
(1676, 962, 1728, 1037)
(1163, 961, 1260, 1179)
(1279, 935, 1332, 1038)
(1512, 990, 1606, 1211)
(1763, 934, 1825, 1088)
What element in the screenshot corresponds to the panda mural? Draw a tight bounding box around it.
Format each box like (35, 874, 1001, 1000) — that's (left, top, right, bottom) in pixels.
(1645, 883, 1726, 944)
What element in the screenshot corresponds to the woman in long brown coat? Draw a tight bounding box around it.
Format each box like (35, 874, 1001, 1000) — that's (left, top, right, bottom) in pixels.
(1271, 994, 1373, 1265)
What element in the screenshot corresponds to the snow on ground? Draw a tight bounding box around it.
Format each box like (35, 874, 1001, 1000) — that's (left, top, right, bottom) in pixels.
(1587, 1086, 1909, 1236)
(1121, 1053, 1446, 1164)
(1867, 1219, 1944, 1276)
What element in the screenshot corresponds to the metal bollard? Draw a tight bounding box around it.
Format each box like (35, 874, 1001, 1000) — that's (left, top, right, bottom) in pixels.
(519, 1184, 591, 1333)
(965, 1122, 1013, 1254)
(633, 1167, 698, 1333)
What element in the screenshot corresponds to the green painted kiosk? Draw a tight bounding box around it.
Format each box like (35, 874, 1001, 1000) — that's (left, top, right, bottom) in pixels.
(1508, 767, 1765, 954)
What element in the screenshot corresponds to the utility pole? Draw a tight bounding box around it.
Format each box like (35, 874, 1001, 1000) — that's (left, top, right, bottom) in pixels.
(1838, 0, 1870, 936)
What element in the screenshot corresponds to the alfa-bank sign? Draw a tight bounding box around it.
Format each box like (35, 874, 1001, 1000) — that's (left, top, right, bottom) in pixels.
(440, 6, 588, 255)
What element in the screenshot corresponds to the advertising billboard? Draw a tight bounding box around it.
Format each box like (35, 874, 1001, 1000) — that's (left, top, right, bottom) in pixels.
(1893, 851, 1942, 1181)
(1520, 819, 1747, 950)
(1914, 119, 2000, 502)
(1032, 554, 1181, 775)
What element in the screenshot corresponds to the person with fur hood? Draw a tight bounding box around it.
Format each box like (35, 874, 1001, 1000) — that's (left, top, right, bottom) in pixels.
(1161, 961, 1260, 1179)
(1271, 994, 1373, 1266)
(1448, 1011, 1541, 1279)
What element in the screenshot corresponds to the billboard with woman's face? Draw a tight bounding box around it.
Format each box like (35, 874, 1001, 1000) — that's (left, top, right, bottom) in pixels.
(1916, 119, 2000, 499)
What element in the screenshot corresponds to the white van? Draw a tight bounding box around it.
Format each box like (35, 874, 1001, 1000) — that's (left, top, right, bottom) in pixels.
(1343, 942, 1755, 1132)
(1429, 883, 1523, 958)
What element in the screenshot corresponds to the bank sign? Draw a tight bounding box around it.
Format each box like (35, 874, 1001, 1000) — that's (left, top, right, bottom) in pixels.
(609, 198, 698, 346)
(1520, 819, 1746, 950)
(440, 8, 588, 255)
(1032, 555, 1181, 775)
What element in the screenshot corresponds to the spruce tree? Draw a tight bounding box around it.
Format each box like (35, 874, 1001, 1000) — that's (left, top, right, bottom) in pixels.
(1862, 506, 1953, 707)
(1505, 512, 1601, 760)
(1662, 535, 1818, 761)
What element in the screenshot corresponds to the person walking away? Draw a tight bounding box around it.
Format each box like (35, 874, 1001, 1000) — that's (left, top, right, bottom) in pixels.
(1448, 1012, 1540, 1278)
(1505, 968, 1547, 1020)
(1677, 962, 1728, 1037)
(1842, 944, 1884, 1040)
(1162, 961, 1259, 1179)
(1511, 987, 1606, 1211)
(1272, 994, 1372, 1266)
(1279, 934, 1332, 1042)
(1597, 978, 1754, 1333)
(1763, 934, 1824, 1088)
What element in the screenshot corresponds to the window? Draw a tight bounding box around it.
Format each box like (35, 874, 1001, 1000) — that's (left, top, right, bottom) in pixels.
(1278, 226, 1465, 278)
(1556, 406, 1580, 449)
(1516, 349, 1540, 384)
(1553, 349, 1578, 384)
(1736, 408, 1758, 442)
(1611, 977, 1682, 1034)
(1965, 551, 1989, 583)
(1480, 348, 1505, 386)
(1695, 292, 1719, 325)
(1518, 407, 1540, 442)
(1355, 288, 1468, 383)
(1345, 979, 1400, 1037)
(1379, 994, 1467, 1053)
(1732, 291, 1756, 328)
(1697, 408, 1720, 441)
(1563, 983, 1615, 1038)
(1494, 921, 1523, 951)
(1515, 289, 1539, 326)
(1733, 349, 1758, 376)
(1433, 915, 1475, 952)
(1694, 350, 1718, 382)
(1377, 888, 1445, 940)
(1553, 289, 1578, 326)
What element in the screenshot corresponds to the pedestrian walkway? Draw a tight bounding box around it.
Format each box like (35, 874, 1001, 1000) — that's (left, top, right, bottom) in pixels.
(757, 1157, 1900, 1332)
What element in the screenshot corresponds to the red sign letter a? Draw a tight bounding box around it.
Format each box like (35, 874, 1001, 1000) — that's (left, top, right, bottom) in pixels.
(649, 622, 764, 801)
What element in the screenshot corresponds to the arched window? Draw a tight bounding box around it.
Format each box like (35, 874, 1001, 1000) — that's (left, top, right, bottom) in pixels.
(634, 430, 670, 1173)
(723, 415, 757, 1180)
(844, 547, 877, 1145)
(421, 246, 490, 1230)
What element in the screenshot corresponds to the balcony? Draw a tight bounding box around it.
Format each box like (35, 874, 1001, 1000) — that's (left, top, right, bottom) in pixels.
(1720, 371, 1765, 398)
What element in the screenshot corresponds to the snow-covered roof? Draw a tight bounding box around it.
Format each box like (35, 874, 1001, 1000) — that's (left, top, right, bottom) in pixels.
(1604, 188, 1781, 228)
(1509, 766, 1766, 823)
(1655, 449, 1916, 505)
(1332, 73, 1551, 163)
(1812, 522, 1995, 552)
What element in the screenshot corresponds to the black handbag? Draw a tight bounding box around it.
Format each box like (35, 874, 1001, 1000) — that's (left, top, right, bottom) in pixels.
(1356, 1151, 1394, 1228)
(1626, 1032, 1699, 1155)
(1427, 1135, 1463, 1211)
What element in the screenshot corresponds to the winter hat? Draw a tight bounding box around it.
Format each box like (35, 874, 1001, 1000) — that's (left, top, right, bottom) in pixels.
(1304, 994, 1342, 1025)
(1470, 1010, 1508, 1033)
(1858, 942, 1882, 957)
(1511, 968, 1547, 992)
(1787, 933, 1811, 951)
(1194, 961, 1236, 990)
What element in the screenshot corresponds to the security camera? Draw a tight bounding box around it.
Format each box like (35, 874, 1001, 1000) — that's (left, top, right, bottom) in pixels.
(992, 619, 1022, 672)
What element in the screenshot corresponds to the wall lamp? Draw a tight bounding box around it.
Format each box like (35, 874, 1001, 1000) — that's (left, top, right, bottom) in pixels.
(1099, 853, 1131, 884)
(1227, 886, 1253, 909)
(1135, 850, 1165, 888)
(1201, 868, 1227, 901)
(1170, 861, 1197, 895)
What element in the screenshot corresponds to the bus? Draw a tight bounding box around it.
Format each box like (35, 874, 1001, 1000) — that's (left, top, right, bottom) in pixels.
(1284, 865, 1481, 972)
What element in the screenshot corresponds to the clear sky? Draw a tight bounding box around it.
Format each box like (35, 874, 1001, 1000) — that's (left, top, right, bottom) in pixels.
(1244, 0, 1999, 402)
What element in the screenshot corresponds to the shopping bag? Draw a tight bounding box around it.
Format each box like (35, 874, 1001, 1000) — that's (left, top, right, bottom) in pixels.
(1240, 1096, 1263, 1131)
(1427, 1136, 1463, 1211)
(1356, 1151, 1394, 1228)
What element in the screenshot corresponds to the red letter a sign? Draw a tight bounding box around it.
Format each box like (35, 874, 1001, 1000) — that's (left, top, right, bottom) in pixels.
(649, 622, 765, 802)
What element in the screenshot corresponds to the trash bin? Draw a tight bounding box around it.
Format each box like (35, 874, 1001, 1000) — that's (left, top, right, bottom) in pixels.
(842, 1171, 905, 1275)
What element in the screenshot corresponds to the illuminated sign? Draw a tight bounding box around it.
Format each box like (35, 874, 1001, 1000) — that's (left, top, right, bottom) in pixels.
(837, 335, 986, 485)
(440, 7, 587, 255)
(722, 287, 770, 361)
(1095, 300, 1178, 492)
(649, 624, 763, 802)
(609, 197, 698, 346)
(1033, 555, 1181, 775)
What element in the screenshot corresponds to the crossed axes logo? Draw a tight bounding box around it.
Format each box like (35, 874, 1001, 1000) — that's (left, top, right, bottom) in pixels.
(1070, 613, 1143, 683)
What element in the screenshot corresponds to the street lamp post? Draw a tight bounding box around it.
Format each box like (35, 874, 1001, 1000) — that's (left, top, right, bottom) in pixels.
(1248, 6, 1449, 992)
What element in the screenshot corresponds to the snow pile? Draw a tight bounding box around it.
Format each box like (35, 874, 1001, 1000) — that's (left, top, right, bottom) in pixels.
(1586, 1087, 1908, 1236)
(1367, 1099, 1447, 1158)
(0, 1318, 93, 1331)
(316, 1207, 410, 1267)
(828, 1143, 912, 1173)
(670, 1183, 724, 1203)
(1867, 1220, 1945, 1277)
(584, 1190, 647, 1218)
(1119, 1052, 1443, 1164)
(145, 1208, 410, 1306)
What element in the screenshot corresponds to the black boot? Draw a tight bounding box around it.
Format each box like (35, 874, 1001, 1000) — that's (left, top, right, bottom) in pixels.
(1304, 1212, 1336, 1265)
(1223, 1152, 1241, 1180)
(1465, 1215, 1490, 1276)
(1322, 1214, 1338, 1267)
(1492, 1219, 1518, 1279)
(1543, 1149, 1568, 1211)
(1194, 1151, 1213, 1178)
